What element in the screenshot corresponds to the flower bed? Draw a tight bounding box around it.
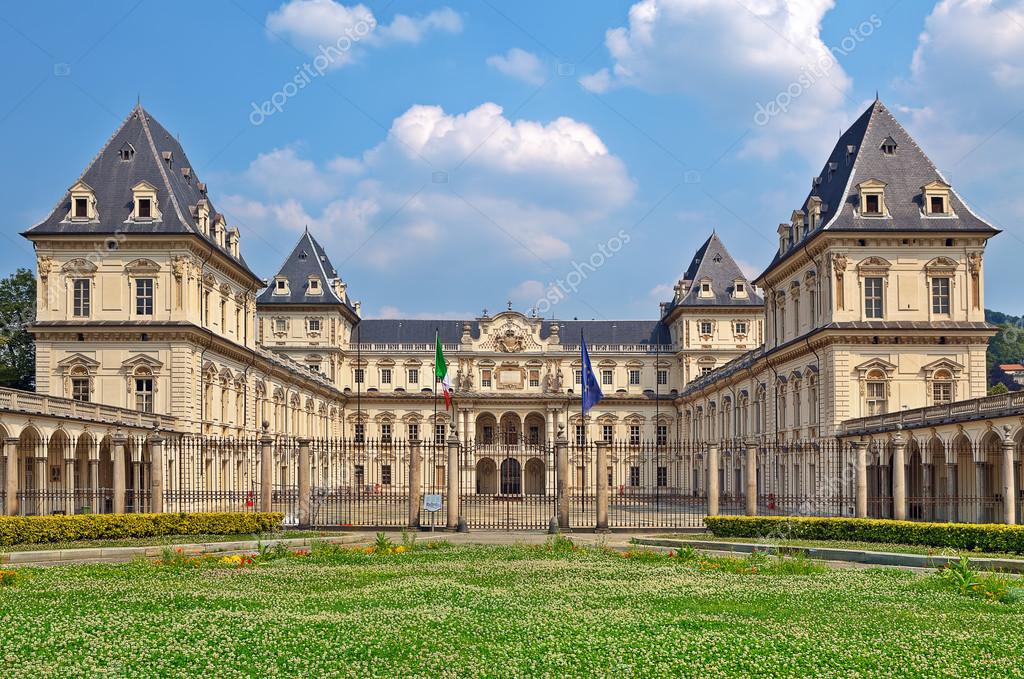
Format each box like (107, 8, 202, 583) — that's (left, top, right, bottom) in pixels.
(0, 512, 283, 546)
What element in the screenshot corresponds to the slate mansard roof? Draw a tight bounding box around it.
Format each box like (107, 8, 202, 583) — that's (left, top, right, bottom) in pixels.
(354, 318, 671, 346)
(256, 229, 358, 317)
(763, 99, 999, 273)
(23, 104, 261, 282)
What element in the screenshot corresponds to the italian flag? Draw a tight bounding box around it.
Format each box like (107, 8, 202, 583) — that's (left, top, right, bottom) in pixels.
(435, 332, 452, 410)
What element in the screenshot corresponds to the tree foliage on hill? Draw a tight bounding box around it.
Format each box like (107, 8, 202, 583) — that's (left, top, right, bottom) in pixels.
(0, 268, 35, 390)
(985, 309, 1024, 390)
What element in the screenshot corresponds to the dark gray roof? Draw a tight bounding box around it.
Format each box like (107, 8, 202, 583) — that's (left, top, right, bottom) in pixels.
(764, 99, 999, 274)
(353, 318, 670, 345)
(663, 232, 763, 316)
(23, 104, 260, 282)
(256, 229, 357, 315)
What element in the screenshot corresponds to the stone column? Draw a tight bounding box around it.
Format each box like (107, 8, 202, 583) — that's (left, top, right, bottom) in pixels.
(555, 426, 569, 531)
(921, 462, 933, 521)
(975, 461, 987, 523)
(260, 425, 274, 513)
(852, 440, 868, 519)
(4, 437, 17, 516)
(707, 443, 720, 517)
(150, 434, 164, 514)
(745, 441, 758, 516)
(446, 431, 460, 530)
(34, 446, 46, 516)
(947, 461, 958, 523)
(112, 431, 127, 514)
(297, 438, 311, 527)
(64, 451, 76, 516)
(892, 430, 907, 521)
(408, 439, 422, 528)
(595, 440, 609, 531)
(1003, 426, 1017, 525)
(546, 410, 555, 446)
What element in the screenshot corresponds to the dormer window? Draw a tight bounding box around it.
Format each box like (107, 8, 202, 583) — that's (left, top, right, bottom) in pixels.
(698, 279, 712, 298)
(273, 277, 289, 296)
(922, 180, 952, 216)
(880, 137, 897, 155)
(130, 181, 160, 221)
(68, 181, 97, 221)
(307, 276, 322, 295)
(119, 142, 135, 161)
(74, 197, 88, 218)
(856, 179, 887, 217)
(732, 280, 748, 300)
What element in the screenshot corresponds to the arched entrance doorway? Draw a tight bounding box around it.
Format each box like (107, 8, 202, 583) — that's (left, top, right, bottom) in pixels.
(524, 457, 545, 495)
(500, 458, 521, 495)
(476, 457, 497, 495)
(499, 412, 521, 445)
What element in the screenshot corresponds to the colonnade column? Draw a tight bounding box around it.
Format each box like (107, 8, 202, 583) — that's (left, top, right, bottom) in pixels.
(63, 448, 76, 516)
(892, 430, 907, 522)
(707, 443, 720, 517)
(745, 441, 757, 516)
(1003, 426, 1017, 525)
(112, 431, 127, 514)
(852, 440, 868, 519)
(946, 460, 958, 522)
(4, 437, 17, 516)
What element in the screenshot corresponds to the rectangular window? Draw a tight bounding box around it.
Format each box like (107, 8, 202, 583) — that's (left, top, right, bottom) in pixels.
(657, 466, 667, 487)
(574, 369, 583, 385)
(71, 378, 90, 402)
(408, 368, 419, 384)
(866, 382, 887, 416)
(864, 194, 880, 214)
(933, 382, 953, 405)
(481, 370, 492, 388)
(354, 423, 365, 443)
(864, 277, 884, 319)
(354, 368, 364, 384)
(656, 424, 668, 446)
(135, 378, 154, 413)
(601, 369, 613, 385)
(930, 196, 944, 214)
(529, 370, 540, 388)
(628, 369, 641, 386)
(354, 464, 365, 487)
(381, 464, 392, 486)
(931, 277, 951, 315)
(308, 318, 321, 332)
(434, 423, 446, 445)
(381, 423, 392, 442)
(809, 289, 817, 326)
(602, 424, 613, 442)
(408, 423, 419, 440)
(73, 279, 90, 317)
(309, 364, 320, 373)
(135, 278, 153, 315)
(138, 198, 152, 218)
(74, 197, 88, 218)
(699, 321, 712, 335)
(482, 425, 494, 444)
(700, 366, 713, 376)
(629, 466, 640, 487)
(575, 425, 585, 445)
(275, 318, 287, 332)
(734, 322, 748, 336)
(629, 424, 640, 445)
(380, 368, 392, 385)
(657, 369, 668, 385)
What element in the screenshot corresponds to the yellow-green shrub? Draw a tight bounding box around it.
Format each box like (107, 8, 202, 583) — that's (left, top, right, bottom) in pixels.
(704, 515, 1024, 554)
(0, 512, 283, 546)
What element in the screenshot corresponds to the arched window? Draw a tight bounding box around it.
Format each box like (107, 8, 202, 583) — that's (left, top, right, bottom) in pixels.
(932, 369, 953, 405)
(866, 369, 888, 415)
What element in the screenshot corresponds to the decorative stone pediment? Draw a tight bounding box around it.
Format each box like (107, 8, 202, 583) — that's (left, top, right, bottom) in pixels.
(56, 352, 101, 372)
(124, 258, 160, 275)
(854, 358, 896, 378)
(61, 258, 98, 275)
(922, 358, 964, 378)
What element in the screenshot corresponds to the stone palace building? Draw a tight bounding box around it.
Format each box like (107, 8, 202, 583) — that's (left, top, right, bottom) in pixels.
(21, 99, 997, 445)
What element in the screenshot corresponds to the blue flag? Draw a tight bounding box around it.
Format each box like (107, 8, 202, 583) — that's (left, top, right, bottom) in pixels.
(580, 334, 604, 415)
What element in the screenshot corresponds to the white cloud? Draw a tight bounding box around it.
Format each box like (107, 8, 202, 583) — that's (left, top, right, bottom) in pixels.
(265, 1, 462, 69)
(582, 0, 868, 160)
(486, 48, 547, 85)
(510, 279, 546, 303)
(374, 306, 471, 320)
(225, 103, 634, 272)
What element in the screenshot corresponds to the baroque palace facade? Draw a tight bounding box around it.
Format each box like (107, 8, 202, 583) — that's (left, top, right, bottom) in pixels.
(21, 99, 996, 449)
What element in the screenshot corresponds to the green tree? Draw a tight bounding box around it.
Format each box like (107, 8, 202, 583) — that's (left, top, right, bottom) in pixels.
(0, 268, 36, 390)
(989, 382, 1010, 396)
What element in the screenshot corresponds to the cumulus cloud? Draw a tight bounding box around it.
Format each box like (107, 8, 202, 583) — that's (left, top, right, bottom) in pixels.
(581, 0, 873, 160)
(486, 48, 547, 85)
(265, 0, 462, 69)
(224, 103, 634, 272)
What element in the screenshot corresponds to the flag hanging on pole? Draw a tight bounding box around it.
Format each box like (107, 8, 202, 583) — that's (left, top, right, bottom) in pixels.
(435, 332, 452, 410)
(580, 333, 603, 415)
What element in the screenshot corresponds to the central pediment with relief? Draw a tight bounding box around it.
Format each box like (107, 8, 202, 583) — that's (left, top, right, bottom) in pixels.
(473, 311, 546, 353)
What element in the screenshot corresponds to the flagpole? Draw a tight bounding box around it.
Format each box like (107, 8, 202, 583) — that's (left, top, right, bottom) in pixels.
(580, 330, 585, 447)
(356, 323, 361, 441)
(433, 328, 439, 489)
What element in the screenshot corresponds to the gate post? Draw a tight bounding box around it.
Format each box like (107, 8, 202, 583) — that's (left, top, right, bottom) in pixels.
(149, 431, 164, 514)
(555, 425, 569, 531)
(1003, 426, 1017, 525)
(852, 439, 868, 519)
(595, 440, 609, 531)
(446, 431, 460, 531)
(4, 436, 18, 516)
(260, 422, 274, 513)
(707, 443, 720, 517)
(112, 430, 127, 514)
(745, 440, 758, 516)
(297, 438, 311, 527)
(408, 439, 422, 528)
(892, 428, 907, 521)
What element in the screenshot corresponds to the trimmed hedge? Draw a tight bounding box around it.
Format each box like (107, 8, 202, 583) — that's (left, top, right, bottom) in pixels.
(0, 512, 284, 547)
(705, 515, 1024, 555)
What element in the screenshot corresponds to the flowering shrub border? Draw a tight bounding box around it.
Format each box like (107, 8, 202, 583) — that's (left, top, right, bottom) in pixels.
(705, 515, 1024, 554)
(0, 512, 283, 546)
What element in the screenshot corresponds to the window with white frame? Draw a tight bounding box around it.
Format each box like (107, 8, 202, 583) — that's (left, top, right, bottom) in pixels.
(657, 369, 668, 386)
(354, 368, 365, 384)
(380, 368, 392, 385)
(699, 321, 712, 336)
(73, 279, 90, 317)
(601, 369, 613, 385)
(629, 466, 640, 487)
(408, 368, 419, 384)
(71, 375, 90, 402)
(602, 424, 613, 442)
(931, 277, 951, 315)
(434, 423, 446, 445)
(628, 369, 641, 386)
(380, 422, 392, 442)
(656, 424, 668, 446)
(529, 370, 540, 387)
(308, 318, 321, 333)
(135, 373, 154, 413)
(275, 318, 287, 333)
(407, 422, 419, 440)
(932, 369, 953, 405)
(575, 425, 585, 445)
(864, 277, 884, 319)
(135, 278, 153, 315)
(629, 424, 640, 445)
(574, 369, 583, 385)
(481, 369, 492, 388)
(866, 370, 887, 415)
(354, 422, 365, 443)
(734, 321, 748, 336)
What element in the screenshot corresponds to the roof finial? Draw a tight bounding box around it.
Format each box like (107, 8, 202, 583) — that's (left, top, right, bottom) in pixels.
(875, 89, 879, 102)
(304, 224, 309, 234)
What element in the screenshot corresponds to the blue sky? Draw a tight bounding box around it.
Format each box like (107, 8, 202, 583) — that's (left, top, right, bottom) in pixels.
(2, 0, 1022, 319)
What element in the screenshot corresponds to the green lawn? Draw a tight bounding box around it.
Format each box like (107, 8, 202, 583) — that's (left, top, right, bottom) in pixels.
(1, 543, 1023, 677)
